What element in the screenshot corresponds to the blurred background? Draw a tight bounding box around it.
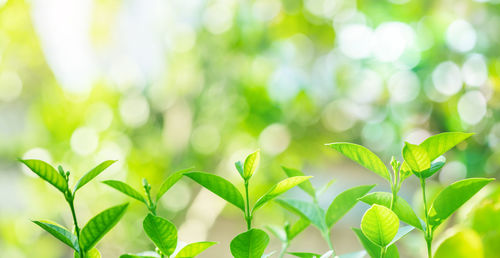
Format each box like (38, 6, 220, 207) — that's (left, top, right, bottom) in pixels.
(0, 0, 500, 257)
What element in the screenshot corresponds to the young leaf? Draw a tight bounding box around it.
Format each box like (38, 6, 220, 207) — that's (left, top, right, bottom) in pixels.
(316, 179, 336, 198)
(243, 150, 260, 180)
(352, 228, 399, 258)
(421, 158, 446, 179)
(281, 166, 316, 198)
(252, 176, 312, 214)
(156, 168, 192, 202)
(80, 203, 129, 251)
(402, 142, 430, 174)
(120, 252, 159, 258)
(75, 248, 102, 258)
(289, 252, 321, 258)
(434, 229, 483, 258)
(32, 220, 79, 252)
(20, 159, 68, 193)
(429, 178, 494, 228)
(327, 143, 390, 181)
(287, 217, 311, 240)
(184, 172, 245, 211)
(175, 241, 217, 258)
(102, 180, 147, 205)
(143, 214, 178, 256)
(325, 184, 375, 228)
(73, 160, 116, 194)
(361, 205, 399, 247)
(359, 192, 423, 230)
(235, 161, 244, 179)
(230, 229, 269, 258)
(420, 132, 473, 161)
(276, 199, 328, 233)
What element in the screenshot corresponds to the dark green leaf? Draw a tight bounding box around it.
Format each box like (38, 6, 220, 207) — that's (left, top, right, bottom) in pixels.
(184, 172, 245, 211)
(102, 180, 147, 205)
(175, 241, 217, 258)
(327, 143, 390, 181)
(359, 192, 423, 230)
(252, 176, 312, 214)
(361, 204, 399, 247)
(143, 214, 177, 256)
(429, 178, 494, 228)
(80, 203, 129, 251)
(32, 220, 79, 252)
(325, 184, 375, 228)
(74, 160, 116, 194)
(276, 199, 327, 233)
(156, 168, 191, 202)
(281, 166, 315, 197)
(230, 229, 269, 258)
(20, 159, 68, 193)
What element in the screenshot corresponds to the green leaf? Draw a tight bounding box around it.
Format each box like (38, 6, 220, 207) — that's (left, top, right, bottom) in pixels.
(325, 184, 375, 228)
(243, 150, 260, 180)
(156, 168, 191, 202)
(266, 225, 287, 243)
(235, 161, 244, 179)
(389, 226, 414, 245)
(420, 132, 473, 161)
(359, 192, 423, 230)
(421, 158, 446, 179)
(32, 220, 79, 252)
(402, 142, 430, 174)
(75, 248, 102, 258)
(102, 180, 147, 205)
(252, 176, 312, 214)
(286, 217, 311, 240)
(434, 229, 483, 258)
(429, 178, 494, 228)
(352, 228, 399, 258)
(281, 166, 316, 198)
(361, 204, 399, 247)
(175, 241, 217, 258)
(327, 143, 390, 181)
(276, 199, 327, 233)
(19, 159, 68, 193)
(120, 252, 159, 258)
(74, 160, 116, 194)
(184, 172, 245, 211)
(80, 203, 129, 251)
(143, 214, 178, 256)
(289, 252, 321, 258)
(230, 229, 269, 258)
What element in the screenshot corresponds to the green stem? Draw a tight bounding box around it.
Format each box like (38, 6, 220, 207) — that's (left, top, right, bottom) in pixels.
(322, 231, 335, 256)
(420, 177, 433, 258)
(390, 187, 397, 210)
(380, 246, 387, 258)
(68, 197, 85, 258)
(278, 242, 289, 258)
(244, 180, 251, 230)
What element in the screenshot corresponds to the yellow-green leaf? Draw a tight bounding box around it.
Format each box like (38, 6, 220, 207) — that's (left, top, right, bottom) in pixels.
(434, 229, 483, 258)
(252, 176, 312, 214)
(20, 159, 68, 193)
(402, 142, 430, 174)
(74, 160, 116, 194)
(361, 205, 399, 247)
(243, 150, 260, 180)
(175, 241, 217, 258)
(325, 185, 375, 228)
(143, 214, 177, 256)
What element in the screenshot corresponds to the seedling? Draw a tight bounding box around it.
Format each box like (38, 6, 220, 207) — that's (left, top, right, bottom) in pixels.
(401, 132, 494, 258)
(274, 167, 375, 257)
(184, 150, 311, 258)
(103, 168, 217, 258)
(19, 159, 128, 258)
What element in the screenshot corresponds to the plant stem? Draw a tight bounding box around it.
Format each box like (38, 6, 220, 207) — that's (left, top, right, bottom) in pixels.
(380, 246, 387, 258)
(322, 230, 335, 256)
(420, 177, 433, 258)
(68, 197, 85, 258)
(278, 242, 289, 258)
(244, 180, 251, 230)
(390, 187, 397, 210)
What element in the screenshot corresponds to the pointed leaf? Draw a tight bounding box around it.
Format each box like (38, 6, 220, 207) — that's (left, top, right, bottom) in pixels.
(420, 132, 473, 161)
(434, 229, 483, 258)
(361, 204, 399, 247)
(230, 229, 269, 258)
(252, 176, 312, 214)
(143, 214, 178, 256)
(281, 166, 316, 197)
(74, 160, 116, 194)
(20, 159, 68, 193)
(327, 143, 390, 181)
(235, 161, 244, 179)
(156, 168, 191, 202)
(243, 150, 260, 180)
(276, 199, 327, 233)
(289, 252, 321, 258)
(184, 172, 245, 211)
(359, 192, 423, 230)
(102, 180, 147, 205)
(389, 226, 414, 245)
(421, 158, 446, 179)
(80, 203, 129, 251)
(402, 142, 430, 174)
(353, 227, 382, 258)
(32, 220, 79, 251)
(287, 217, 311, 240)
(175, 241, 217, 258)
(429, 178, 494, 228)
(325, 184, 375, 228)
